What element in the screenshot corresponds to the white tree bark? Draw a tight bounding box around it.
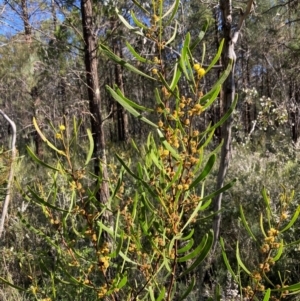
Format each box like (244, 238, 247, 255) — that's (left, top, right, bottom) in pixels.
(0, 110, 17, 238)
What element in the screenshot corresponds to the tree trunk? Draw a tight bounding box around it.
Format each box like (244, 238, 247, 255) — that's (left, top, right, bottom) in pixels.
(213, 0, 255, 249)
(20, 0, 31, 44)
(31, 87, 42, 156)
(80, 0, 110, 208)
(51, 0, 57, 31)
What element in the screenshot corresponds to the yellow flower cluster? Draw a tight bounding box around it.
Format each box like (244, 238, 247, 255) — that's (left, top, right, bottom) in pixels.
(243, 286, 254, 298)
(55, 132, 62, 140)
(193, 64, 206, 78)
(55, 124, 66, 140)
(151, 14, 159, 24)
(100, 242, 110, 255)
(188, 103, 203, 116)
(59, 124, 66, 131)
(153, 56, 161, 64)
(98, 256, 110, 273)
(264, 227, 281, 249)
(98, 284, 108, 298)
(245, 224, 284, 299)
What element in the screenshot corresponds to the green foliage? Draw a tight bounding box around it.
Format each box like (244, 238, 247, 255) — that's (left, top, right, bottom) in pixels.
(0, 1, 235, 300)
(222, 187, 300, 300)
(0, 148, 11, 192)
(2, 1, 300, 301)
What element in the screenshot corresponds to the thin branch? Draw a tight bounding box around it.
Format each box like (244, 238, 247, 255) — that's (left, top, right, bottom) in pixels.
(262, 0, 297, 14)
(232, 0, 254, 44)
(0, 110, 17, 238)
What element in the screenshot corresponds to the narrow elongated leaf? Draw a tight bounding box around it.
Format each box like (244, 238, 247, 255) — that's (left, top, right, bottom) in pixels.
(261, 186, 272, 212)
(131, 138, 140, 155)
(149, 286, 156, 301)
(179, 33, 191, 81)
(180, 229, 194, 241)
(126, 41, 148, 63)
(107, 86, 158, 128)
(165, 0, 180, 25)
(27, 146, 60, 171)
(73, 117, 78, 139)
(100, 44, 155, 80)
(85, 128, 94, 165)
(178, 277, 195, 301)
(27, 186, 69, 213)
(163, 251, 172, 272)
(165, 21, 178, 46)
(156, 287, 166, 301)
(181, 197, 206, 232)
(132, 0, 150, 14)
(177, 239, 194, 254)
(284, 238, 300, 248)
(97, 221, 115, 238)
(141, 192, 156, 212)
(33, 118, 66, 156)
(203, 93, 237, 134)
(239, 205, 257, 241)
(0, 277, 26, 291)
(179, 230, 213, 277)
(201, 43, 206, 66)
(220, 238, 238, 282)
(150, 150, 163, 170)
(236, 242, 251, 275)
(263, 288, 271, 301)
(205, 39, 224, 73)
(200, 60, 232, 105)
(274, 282, 300, 292)
(170, 63, 182, 90)
(273, 240, 284, 261)
(281, 205, 300, 232)
(200, 179, 237, 203)
(116, 8, 144, 35)
(116, 87, 153, 111)
(189, 154, 216, 190)
(155, 87, 164, 106)
(260, 213, 267, 237)
(157, 72, 173, 94)
(60, 265, 92, 287)
(115, 154, 157, 197)
(112, 169, 124, 199)
(200, 127, 215, 149)
(131, 10, 148, 30)
(199, 199, 211, 211)
(190, 22, 209, 50)
(202, 85, 222, 110)
(178, 235, 207, 262)
(118, 275, 127, 289)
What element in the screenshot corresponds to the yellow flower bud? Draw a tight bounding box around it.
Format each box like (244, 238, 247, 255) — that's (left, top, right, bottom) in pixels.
(193, 63, 201, 71)
(197, 68, 206, 78)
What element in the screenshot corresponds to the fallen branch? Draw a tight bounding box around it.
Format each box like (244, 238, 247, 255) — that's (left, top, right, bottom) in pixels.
(0, 109, 17, 238)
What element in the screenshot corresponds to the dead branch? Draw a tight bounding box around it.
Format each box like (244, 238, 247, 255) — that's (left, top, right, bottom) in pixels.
(0, 109, 17, 238)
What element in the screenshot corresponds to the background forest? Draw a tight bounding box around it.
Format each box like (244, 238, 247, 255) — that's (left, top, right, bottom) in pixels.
(1, 0, 300, 300)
